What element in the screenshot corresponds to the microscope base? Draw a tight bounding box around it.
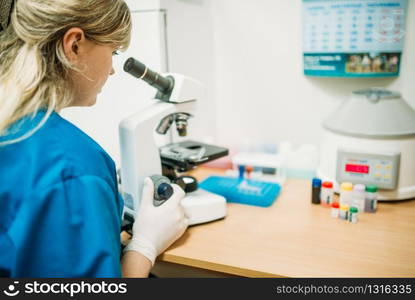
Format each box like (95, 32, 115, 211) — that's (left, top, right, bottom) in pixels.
(182, 189, 227, 226)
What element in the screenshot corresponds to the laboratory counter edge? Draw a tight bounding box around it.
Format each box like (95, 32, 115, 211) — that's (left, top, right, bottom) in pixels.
(153, 167, 415, 278)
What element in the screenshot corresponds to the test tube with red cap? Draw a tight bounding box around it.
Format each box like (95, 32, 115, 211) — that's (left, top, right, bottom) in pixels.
(245, 166, 253, 179)
(331, 202, 340, 218)
(320, 181, 333, 207)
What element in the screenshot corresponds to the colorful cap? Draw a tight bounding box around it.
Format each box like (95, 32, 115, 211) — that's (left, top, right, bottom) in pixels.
(340, 204, 349, 211)
(322, 181, 333, 188)
(353, 184, 365, 192)
(366, 184, 378, 193)
(340, 182, 353, 191)
(349, 207, 358, 213)
(331, 202, 339, 208)
(312, 178, 322, 187)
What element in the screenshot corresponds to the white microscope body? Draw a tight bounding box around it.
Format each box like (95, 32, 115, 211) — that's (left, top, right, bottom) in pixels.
(119, 58, 227, 225)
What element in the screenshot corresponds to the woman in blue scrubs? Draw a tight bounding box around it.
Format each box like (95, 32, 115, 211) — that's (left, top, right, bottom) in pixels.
(0, 0, 188, 277)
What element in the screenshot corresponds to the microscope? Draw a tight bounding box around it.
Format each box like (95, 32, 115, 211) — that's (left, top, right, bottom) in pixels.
(120, 57, 228, 226)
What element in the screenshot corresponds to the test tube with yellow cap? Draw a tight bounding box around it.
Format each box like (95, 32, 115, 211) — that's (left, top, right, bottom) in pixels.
(339, 204, 349, 220)
(339, 182, 353, 206)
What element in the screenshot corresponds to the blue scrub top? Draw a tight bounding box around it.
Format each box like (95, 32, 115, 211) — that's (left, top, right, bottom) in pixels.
(0, 110, 124, 277)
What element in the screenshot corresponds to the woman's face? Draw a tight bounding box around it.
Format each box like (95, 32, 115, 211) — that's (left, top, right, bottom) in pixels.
(69, 41, 117, 106)
(63, 28, 117, 107)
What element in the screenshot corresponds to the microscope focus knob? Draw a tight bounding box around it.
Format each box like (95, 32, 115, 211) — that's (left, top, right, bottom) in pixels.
(150, 175, 174, 206)
(157, 183, 174, 200)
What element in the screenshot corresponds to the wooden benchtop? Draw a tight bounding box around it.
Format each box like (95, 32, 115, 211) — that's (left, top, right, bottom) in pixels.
(158, 168, 415, 277)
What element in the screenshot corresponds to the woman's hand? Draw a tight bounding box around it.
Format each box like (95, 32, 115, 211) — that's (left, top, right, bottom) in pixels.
(123, 177, 188, 265)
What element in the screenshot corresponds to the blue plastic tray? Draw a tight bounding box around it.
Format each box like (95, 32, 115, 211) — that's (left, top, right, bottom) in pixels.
(199, 176, 281, 207)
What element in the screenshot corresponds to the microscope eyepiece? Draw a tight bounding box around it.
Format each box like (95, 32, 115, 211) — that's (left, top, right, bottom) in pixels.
(124, 57, 174, 100)
(124, 57, 147, 78)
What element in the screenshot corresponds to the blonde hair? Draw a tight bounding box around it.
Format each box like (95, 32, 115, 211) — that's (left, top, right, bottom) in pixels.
(0, 0, 131, 145)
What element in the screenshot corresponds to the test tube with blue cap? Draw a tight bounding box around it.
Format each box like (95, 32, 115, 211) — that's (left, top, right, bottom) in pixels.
(238, 165, 245, 180)
(311, 178, 322, 204)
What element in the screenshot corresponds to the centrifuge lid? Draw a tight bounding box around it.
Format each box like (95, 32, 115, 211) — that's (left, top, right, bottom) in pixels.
(323, 88, 415, 138)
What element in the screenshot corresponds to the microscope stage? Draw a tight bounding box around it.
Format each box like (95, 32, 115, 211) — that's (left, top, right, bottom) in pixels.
(160, 140, 229, 171)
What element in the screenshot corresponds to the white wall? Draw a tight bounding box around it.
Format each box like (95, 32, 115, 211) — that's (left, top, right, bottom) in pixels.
(208, 0, 415, 149)
(161, 0, 217, 140)
(61, 0, 415, 164)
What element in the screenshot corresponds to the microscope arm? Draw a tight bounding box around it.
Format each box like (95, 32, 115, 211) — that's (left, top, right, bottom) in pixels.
(119, 100, 197, 217)
(119, 101, 176, 217)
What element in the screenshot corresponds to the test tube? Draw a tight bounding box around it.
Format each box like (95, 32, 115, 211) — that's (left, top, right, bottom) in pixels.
(352, 184, 365, 213)
(365, 185, 378, 213)
(339, 204, 349, 220)
(238, 165, 245, 180)
(348, 207, 359, 223)
(311, 178, 322, 204)
(246, 166, 253, 179)
(321, 181, 334, 207)
(339, 182, 353, 206)
(331, 202, 340, 218)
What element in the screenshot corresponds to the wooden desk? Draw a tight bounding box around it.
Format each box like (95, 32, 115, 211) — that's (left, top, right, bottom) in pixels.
(157, 168, 415, 277)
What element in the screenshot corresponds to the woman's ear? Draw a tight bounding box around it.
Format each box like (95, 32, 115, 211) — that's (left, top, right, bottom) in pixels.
(63, 27, 86, 64)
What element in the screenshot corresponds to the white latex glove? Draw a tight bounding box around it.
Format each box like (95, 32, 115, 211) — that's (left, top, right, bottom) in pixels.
(124, 177, 188, 265)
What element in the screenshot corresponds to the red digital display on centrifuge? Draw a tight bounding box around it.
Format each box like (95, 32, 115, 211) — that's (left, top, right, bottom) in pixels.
(345, 164, 369, 174)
